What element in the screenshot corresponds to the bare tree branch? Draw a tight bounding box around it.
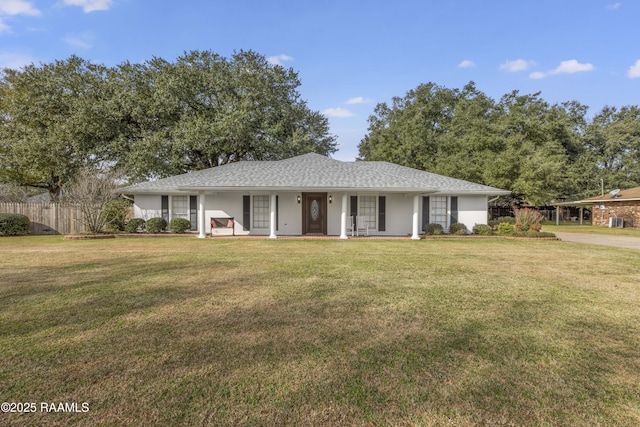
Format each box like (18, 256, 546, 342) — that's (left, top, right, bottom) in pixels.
(62, 167, 119, 233)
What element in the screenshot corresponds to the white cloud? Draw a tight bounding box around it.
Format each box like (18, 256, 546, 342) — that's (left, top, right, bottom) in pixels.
(528, 59, 594, 79)
(529, 71, 546, 80)
(345, 96, 374, 105)
(0, 0, 40, 16)
(0, 51, 35, 69)
(553, 59, 594, 74)
(322, 107, 354, 118)
(458, 60, 475, 68)
(63, 32, 94, 49)
(0, 0, 40, 33)
(499, 59, 535, 72)
(63, 0, 113, 13)
(607, 2, 622, 10)
(267, 54, 294, 66)
(627, 59, 640, 78)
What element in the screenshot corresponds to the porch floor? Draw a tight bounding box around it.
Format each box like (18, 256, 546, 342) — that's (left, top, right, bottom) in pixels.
(207, 234, 417, 240)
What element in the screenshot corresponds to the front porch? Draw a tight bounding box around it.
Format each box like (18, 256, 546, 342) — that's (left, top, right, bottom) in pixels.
(205, 234, 418, 240)
(196, 192, 425, 240)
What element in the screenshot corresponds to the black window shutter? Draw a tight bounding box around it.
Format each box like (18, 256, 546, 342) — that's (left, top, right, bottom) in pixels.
(189, 195, 198, 231)
(243, 196, 250, 231)
(276, 195, 279, 231)
(378, 196, 386, 231)
(422, 196, 429, 228)
(450, 196, 458, 224)
(350, 196, 358, 217)
(161, 195, 169, 222)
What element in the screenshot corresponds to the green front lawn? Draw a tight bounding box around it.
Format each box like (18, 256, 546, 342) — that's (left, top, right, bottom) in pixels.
(1, 236, 639, 426)
(543, 223, 640, 237)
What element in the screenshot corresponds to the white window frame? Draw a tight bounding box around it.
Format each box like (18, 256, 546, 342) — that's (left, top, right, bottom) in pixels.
(358, 195, 377, 230)
(252, 195, 269, 229)
(171, 195, 189, 220)
(430, 196, 448, 229)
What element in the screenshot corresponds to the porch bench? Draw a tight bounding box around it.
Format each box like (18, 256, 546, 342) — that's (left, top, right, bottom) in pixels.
(210, 217, 235, 236)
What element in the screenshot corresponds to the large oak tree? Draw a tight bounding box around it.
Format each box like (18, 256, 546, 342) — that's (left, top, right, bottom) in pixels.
(359, 81, 640, 205)
(0, 50, 337, 198)
(109, 49, 337, 181)
(0, 56, 116, 201)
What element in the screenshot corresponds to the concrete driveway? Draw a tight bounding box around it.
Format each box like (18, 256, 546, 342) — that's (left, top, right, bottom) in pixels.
(553, 232, 640, 251)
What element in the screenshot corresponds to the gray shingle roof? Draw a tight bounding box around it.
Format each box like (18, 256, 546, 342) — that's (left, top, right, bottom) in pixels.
(119, 153, 510, 195)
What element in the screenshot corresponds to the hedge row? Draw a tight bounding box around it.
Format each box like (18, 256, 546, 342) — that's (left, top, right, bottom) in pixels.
(123, 217, 192, 234)
(422, 220, 555, 238)
(423, 222, 469, 235)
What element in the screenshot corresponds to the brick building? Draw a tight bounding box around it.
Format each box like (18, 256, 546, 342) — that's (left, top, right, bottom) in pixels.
(557, 186, 640, 228)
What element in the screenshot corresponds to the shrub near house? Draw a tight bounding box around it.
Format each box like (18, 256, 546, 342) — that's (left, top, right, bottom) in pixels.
(145, 218, 167, 233)
(472, 224, 493, 235)
(423, 223, 444, 235)
(478, 210, 554, 238)
(498, 209, 554, 238)
(124, 218, 145, 233)
(449, 222, 468, 235)
(169, 218, 191, 233)
(514, 208, 544, 232)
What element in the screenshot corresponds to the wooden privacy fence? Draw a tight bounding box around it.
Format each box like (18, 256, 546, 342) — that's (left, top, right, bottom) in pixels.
(0, 203, 87, 235)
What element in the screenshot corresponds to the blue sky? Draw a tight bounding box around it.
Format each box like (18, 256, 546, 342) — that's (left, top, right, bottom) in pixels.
(1, 0, 639, 161)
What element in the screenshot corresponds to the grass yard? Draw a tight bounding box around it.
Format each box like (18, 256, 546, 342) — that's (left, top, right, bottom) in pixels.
(1, 236, 639, 426)
(543, 223, 640, 237)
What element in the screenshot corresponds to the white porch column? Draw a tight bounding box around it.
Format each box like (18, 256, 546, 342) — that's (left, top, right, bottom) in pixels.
(269, 192, 277, 239)
(579, 206, 584, 225)
(198, 192, 207, 238)
(412, 194, 421, 240)
(340, 193, 348, 239)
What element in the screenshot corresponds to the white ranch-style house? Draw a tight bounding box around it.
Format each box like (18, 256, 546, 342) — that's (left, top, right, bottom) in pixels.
(119, 153, 510, 239)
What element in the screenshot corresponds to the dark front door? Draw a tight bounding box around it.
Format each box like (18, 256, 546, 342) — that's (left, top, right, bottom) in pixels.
(302, 193, 327, 234)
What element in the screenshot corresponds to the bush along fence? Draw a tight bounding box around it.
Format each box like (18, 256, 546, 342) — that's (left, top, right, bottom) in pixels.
(0, 203, 87, 235)
(0, 213, 30, 235)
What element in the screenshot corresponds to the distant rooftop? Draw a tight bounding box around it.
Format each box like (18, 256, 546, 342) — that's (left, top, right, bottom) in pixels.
(584, 186, 640, 202)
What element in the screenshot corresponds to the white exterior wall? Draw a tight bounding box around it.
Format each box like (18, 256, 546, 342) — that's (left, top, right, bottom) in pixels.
(457, 195, 489, 230)
(328, 193, 415, 236)
(275, 193, 302, 236)
(206, 192, 304, 236)
(133, 192, 490, 236)
(327, 194, 343, 236)
(134, 192, 304, 236)
(384, 193, 415, 236)
(133, 194, 162, 220)
(206, 192, 244, 236)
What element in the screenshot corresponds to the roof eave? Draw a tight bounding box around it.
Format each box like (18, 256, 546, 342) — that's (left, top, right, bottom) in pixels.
(177, 186, 441, 193)
(432, 190, 511, 196)
(120, 186, 510, 196)
(554, 197, 640, 205)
